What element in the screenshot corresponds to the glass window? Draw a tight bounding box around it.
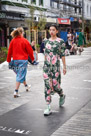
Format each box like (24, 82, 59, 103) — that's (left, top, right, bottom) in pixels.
(63, 0, 67, 11)
(57, 3, 59, 9)
(75, 0, 77, 4)
(31, 0, 36, 4)
(50, 0, 54, 7)
(22, 0, 27, 2)
(39, 0, 43, 6)
(79, 1, 81, 14)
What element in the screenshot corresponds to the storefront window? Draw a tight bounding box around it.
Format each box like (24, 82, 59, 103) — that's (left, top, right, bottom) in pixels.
(0, 26, 6, 47)
(22, 0, 27, 2)
(31, 0, 36, 4)
(50, 0, 54, 8)
(39, 0, 43, 6)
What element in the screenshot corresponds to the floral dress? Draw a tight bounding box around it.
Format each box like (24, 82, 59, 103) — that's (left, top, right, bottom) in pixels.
(43, 38, 65, 104)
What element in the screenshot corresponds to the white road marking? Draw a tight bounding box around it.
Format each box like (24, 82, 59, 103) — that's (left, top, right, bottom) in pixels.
(0, 87, 4, 89)
(67, 97, 78, 100)
(4, 77, 13, 79)
(84, 80, 91, 82)
(0, 126, 32, 135)
(71, 86, 91, 90)
(0, 83, 6, 84)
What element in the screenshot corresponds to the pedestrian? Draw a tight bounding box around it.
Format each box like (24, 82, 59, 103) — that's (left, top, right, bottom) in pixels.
(43, 24, 66, 116)
(31, 41, 39, 64)
(73, 30, 77, 44)
(40, 39, 45, 53)
(78, 29, 86, 55)
(40, 38, 47, 53)
(7, 27, 34, 98)
(67, 31, 72, 40)
(28, 41, 39, 65)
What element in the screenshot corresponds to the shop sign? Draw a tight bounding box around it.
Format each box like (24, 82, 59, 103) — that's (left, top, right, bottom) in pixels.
(58, 18, 70, 25)
(47, 18, 56, 23)
(0, 11, 24, 20)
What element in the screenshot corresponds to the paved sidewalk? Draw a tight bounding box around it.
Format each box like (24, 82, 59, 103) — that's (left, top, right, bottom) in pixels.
(51, 100, 91, 136)
(51, 47, 91, 136)
(0, 47, 91, 136)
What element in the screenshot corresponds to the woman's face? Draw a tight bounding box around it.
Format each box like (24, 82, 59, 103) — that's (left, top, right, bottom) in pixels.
(49, 26, 58, 37)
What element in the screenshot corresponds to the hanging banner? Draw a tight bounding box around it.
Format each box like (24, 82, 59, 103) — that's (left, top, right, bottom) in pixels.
(57, 18, 70, 25)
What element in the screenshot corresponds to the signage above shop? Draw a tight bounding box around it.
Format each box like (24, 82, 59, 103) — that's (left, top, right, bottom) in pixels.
(58, 18, 70, 25)
(47, 18, 56, 23)
(0, 11, 24, 20)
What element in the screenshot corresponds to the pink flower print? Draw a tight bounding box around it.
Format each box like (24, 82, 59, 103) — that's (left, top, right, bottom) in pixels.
(46, 96, 51, 101)
(47, 56, 50, 63)
(47, 89, 51, 94)
(58, 84, 60, 89)
(43, 73, 48, 79)
(46, 44, 51, 50)
(56, 38, 61, 42)
(53, 79, 57, 86)
(52, 56, 57, 65)
(49, 52, 53, 56)
(55, 72, 59, 77)
(58, 56, 60, 60)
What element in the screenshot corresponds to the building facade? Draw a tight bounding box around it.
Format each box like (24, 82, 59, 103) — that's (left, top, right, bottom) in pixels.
(0, 0, 59, 46)
(0, 0, 91, 47)
(84, 0, 91, 20)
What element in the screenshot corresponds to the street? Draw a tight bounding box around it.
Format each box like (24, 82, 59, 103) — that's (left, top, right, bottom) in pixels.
(0, 47, 91, 136)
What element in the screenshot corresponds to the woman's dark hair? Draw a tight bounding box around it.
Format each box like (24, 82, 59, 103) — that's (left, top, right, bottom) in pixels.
(49, 24, 59, 30)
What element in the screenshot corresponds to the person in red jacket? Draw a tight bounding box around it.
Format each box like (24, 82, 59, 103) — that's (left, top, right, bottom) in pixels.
(7, 27, 34, 98)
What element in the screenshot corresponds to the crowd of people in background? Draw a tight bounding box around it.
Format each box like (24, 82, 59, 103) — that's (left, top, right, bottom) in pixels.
(65, 29, 86, 56)
(40, 29, 86, 56)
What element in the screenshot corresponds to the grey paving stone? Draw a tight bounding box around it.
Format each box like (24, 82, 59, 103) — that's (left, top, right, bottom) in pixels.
(51, 101, 91, 136)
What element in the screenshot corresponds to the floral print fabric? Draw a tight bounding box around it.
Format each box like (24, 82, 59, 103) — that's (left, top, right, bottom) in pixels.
(43, 38, 65, 104)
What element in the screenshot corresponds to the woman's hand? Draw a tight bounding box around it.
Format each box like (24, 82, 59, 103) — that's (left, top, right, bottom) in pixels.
(63, 66, 66, 75)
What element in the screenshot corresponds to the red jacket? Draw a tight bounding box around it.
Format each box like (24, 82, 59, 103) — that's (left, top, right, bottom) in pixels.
(7, 36, 34, 62)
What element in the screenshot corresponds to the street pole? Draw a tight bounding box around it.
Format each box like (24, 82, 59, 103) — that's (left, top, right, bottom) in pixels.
(82, 0, 84, 32)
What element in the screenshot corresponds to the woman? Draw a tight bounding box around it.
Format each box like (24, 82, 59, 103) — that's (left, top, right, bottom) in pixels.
(7, 27, 34, 98)
(31, 41, 39, 65)
(43, 24, 66, 116)
(78, 29, 86, 55)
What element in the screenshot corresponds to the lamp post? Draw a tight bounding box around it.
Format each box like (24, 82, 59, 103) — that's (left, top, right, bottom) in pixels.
(82, 0, 84, 32)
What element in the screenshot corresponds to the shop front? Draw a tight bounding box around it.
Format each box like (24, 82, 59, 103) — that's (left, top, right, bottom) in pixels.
(0, 10, 25, 47)
(57, 18, 80, 42)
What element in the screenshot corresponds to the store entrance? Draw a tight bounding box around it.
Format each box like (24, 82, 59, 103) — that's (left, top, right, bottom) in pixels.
(0, 24, 7, 47)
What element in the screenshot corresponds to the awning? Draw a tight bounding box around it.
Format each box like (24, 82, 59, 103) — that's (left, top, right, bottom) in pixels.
(58, 18, 70, 25)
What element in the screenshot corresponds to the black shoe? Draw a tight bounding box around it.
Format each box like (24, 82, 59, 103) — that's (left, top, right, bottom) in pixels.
(33, 61, 39, 65)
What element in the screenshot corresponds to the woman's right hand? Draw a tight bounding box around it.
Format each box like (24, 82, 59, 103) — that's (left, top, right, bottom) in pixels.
(63, 67, 66, 75)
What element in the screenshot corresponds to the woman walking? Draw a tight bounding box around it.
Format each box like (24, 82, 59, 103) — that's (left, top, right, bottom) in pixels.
(7, 27, 34, 98)
(78, 29, 86, 55)
(43, 24, 66, 116)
